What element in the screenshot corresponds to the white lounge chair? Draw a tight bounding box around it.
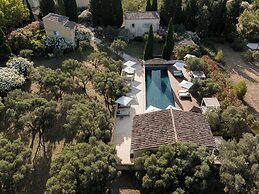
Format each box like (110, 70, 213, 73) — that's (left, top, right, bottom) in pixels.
(173, 70, 184, 77)
(178, 90, 191, 99)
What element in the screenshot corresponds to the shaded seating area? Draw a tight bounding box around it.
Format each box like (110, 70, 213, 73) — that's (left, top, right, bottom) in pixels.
(115, 96, 133, 117)
(201, 97, 220, 113)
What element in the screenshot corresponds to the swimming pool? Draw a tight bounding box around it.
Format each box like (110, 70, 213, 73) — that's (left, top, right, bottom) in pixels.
(145, 67, 175, 109)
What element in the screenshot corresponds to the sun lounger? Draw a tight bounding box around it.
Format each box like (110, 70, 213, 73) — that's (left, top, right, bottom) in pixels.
(173, 70, 184, 77)
(178, 90, 191, 98)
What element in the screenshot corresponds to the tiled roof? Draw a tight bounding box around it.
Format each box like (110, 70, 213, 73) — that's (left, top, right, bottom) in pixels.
(131, 109, 216, 151)
(125, 11, 160, 20)
(43, 13, 69, 24)
(43, 13, 76, 30)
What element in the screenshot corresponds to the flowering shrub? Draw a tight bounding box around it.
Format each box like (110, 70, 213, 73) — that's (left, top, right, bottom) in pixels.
(6, 57, 33, 77)
(202, 55, 242, 109)
(8, 21, 45, 54)
(43, 36, 74, 54)
(75, 26, 91, 42)
(0, 68, 25, 94)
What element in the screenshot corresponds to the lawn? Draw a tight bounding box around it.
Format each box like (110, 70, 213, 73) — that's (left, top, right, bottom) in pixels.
(125, 41, 164, 59)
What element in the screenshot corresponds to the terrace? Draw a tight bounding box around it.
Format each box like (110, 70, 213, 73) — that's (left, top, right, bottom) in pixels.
(112, 58, 201, 165)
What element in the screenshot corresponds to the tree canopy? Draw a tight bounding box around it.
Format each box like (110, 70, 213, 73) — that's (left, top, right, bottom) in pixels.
(143, 25, 154, 60)
(0, 0, 29, 29)
(46, 138, 119, 194)
(162, 18, 174, 60)
(136, 142, 218, 193)
(0, 135, 33, 193)
(39, 0, 56, 17)
(219, 133, 259, 194)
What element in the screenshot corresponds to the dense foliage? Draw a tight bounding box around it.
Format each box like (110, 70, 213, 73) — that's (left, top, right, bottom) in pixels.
(111, 39, 127, 53)
(0, 0, 29, 29)
(0, 135, 33, 193)
(6, 57, 33, 77)
(206, 106, 257, 139)
(46, 139, 119, 194)
(63, 0, 78, 22)
(0, 68, 25, 94)
(91, 0, 123, 27)
(136, 142, 218, 193)
(39, 0, 56, 16)
(0, 28, 11, 61)
(162, 18, 174, 60)
(143, 25, 154, 60)
(219, 133, 259, 194)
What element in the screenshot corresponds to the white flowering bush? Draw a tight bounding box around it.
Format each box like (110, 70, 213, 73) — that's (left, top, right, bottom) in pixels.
(6, 57, 33, 77)
(0, 68, 25, 94)
(75, 26, 91, 42)
(43, 36, 74, 54)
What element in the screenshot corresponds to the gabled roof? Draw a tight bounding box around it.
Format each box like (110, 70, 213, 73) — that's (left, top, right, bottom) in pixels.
(131, 109, 216, 152)
(125, 11, 160, 20)
(43, 13, 77, 30)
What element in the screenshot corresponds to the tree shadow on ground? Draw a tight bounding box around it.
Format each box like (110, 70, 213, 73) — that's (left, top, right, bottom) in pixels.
(25, 153, 52, 194)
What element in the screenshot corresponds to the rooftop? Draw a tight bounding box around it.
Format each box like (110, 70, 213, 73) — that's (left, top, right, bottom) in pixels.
(125, 11, 160, 20)
(131, 109, 216, 152)
(43, 13, 77, 30)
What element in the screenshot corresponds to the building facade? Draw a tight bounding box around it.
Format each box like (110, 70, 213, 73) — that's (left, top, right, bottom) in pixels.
(124, 11, 160, 39)
(43, 13, 77, 45)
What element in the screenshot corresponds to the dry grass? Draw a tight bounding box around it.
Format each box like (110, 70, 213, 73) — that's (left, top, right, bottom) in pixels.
(216, 44, 259, 119)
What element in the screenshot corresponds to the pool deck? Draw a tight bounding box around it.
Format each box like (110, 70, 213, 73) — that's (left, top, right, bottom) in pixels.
(112, 60, 200, 165)
(112, 58, 145, 164)
(167, 65, 200, 112)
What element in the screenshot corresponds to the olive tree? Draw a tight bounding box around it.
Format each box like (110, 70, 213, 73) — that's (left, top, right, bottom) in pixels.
(46, 138, 120, 194)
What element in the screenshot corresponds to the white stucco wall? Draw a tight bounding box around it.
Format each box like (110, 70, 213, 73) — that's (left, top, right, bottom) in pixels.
(43, 18, 76, 45)
(125, 19, 160, 38)
(27, 0, 39, 7)
(76, 0, 90, 8)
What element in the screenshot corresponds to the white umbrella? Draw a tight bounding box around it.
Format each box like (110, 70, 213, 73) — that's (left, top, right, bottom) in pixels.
(173, 62, 185, 69)
(166, 105, 181, 110)
(123, 66, 135, 74)
(145, 105, 161, 113)
(115, 96, 133, 106)
(179, 80, 193, 90)
(124, 61, 136, 67)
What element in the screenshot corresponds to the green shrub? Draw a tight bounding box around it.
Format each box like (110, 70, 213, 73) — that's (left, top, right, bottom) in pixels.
(190, 79, 220, 98)
(19, 49, 34, 58)
(79, 40, 91, 51)
(215, 50, 224, 63)
(234, 80, 247, 100)
(184, 56, 204, 71)
(174, 43, 201, 59)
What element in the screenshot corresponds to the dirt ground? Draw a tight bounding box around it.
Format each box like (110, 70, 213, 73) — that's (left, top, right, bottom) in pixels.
(216, 44, 259, 119)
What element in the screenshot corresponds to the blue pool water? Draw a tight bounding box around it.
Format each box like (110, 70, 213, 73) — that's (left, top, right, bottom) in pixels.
(146, 67, 175, 109)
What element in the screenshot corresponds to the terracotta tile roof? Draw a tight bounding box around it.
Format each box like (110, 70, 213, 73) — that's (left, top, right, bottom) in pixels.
(125, 11, 160, 20)
(131, 109, 216, 151)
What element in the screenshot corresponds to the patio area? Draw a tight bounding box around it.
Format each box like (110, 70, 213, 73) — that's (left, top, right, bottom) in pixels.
(112, 58, 145, 164)
(168, 65, 200, 112)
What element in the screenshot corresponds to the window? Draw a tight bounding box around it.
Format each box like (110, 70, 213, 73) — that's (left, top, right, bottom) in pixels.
(53, 31, 60, 36)
(132, 23, 135, 28)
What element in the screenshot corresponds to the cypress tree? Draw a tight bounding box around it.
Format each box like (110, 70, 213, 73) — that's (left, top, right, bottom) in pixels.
(40, 0, 56, 16)
(151, 0, 158, 11)
(0, 28, 11, 62)
(162, 18, 174, 60)
(146, 0, 152, 11)
(144, 25, 154, 61)
(113, 0, 123, 27)
(57, 0, 66, 15)
(63, 0, 78, 22)
(25, 0, 35, 21)
(90, 0, 100, 26)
